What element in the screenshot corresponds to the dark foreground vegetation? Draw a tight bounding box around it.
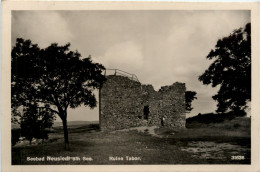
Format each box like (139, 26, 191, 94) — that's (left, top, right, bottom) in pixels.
(12, 117, 250, 165)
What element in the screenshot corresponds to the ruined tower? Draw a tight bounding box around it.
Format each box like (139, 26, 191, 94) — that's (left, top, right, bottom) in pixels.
(99, 70, 186, 131)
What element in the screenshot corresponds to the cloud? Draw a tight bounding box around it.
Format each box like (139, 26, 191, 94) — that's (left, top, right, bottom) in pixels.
(124, 11, 250, 117)
(12, 10, 250, 120)
(12, 11, 73, 48)
(95, 41, 144, 73)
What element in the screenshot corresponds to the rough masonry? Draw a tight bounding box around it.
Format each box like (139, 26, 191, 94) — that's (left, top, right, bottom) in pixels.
(99, 75, 186, 131)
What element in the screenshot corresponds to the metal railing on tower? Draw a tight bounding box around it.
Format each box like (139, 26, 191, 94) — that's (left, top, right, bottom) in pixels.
(104, 69, 139, 82)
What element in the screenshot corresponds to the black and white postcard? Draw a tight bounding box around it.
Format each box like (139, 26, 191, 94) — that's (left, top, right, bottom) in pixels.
(1, 1, 260, 172)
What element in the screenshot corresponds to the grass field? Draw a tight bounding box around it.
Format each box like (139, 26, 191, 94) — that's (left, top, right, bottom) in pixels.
(12, 117, 250, 165)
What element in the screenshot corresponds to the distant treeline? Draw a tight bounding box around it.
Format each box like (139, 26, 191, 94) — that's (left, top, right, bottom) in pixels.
(186, 111, 247, 124)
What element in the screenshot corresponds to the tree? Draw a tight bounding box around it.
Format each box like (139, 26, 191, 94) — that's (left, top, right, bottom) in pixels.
(11, 129, 21, 146)
(185, 91, 197, 113)
(20, 103, 55, 144)
(199, 23, 251, 115)
(36, 106, 56, 142)
(20, 103, 39, 144)
(12, 38, 106, 149)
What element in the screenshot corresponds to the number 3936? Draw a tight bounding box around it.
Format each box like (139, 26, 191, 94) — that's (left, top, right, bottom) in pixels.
(231, 156, 245, 160)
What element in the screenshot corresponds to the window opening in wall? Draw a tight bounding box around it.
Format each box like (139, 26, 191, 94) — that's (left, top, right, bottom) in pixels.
(143, 105, 149, 120)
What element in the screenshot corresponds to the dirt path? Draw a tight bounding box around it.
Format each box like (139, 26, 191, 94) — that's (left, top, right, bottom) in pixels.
(114, 126, 161, 137)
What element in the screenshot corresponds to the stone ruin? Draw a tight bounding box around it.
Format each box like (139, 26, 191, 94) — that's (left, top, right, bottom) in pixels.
(99, 71, 186, 131)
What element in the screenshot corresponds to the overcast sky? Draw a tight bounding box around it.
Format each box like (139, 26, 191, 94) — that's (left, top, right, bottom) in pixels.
(12, 10, 250, 121)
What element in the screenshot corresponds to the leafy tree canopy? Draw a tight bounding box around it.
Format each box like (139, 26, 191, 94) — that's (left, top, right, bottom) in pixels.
(185, 91, 197, 113)
(199, 23, 251, 114)
(12, 38, 106, 148)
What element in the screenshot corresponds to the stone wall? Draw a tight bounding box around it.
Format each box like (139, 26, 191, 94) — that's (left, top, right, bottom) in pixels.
(99, 75, 186, 131)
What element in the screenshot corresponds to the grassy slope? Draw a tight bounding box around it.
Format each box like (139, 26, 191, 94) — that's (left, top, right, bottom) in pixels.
(158, 117, 250, 142)
(12, 125, 205, 165)
(12, 118, 250, 165)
